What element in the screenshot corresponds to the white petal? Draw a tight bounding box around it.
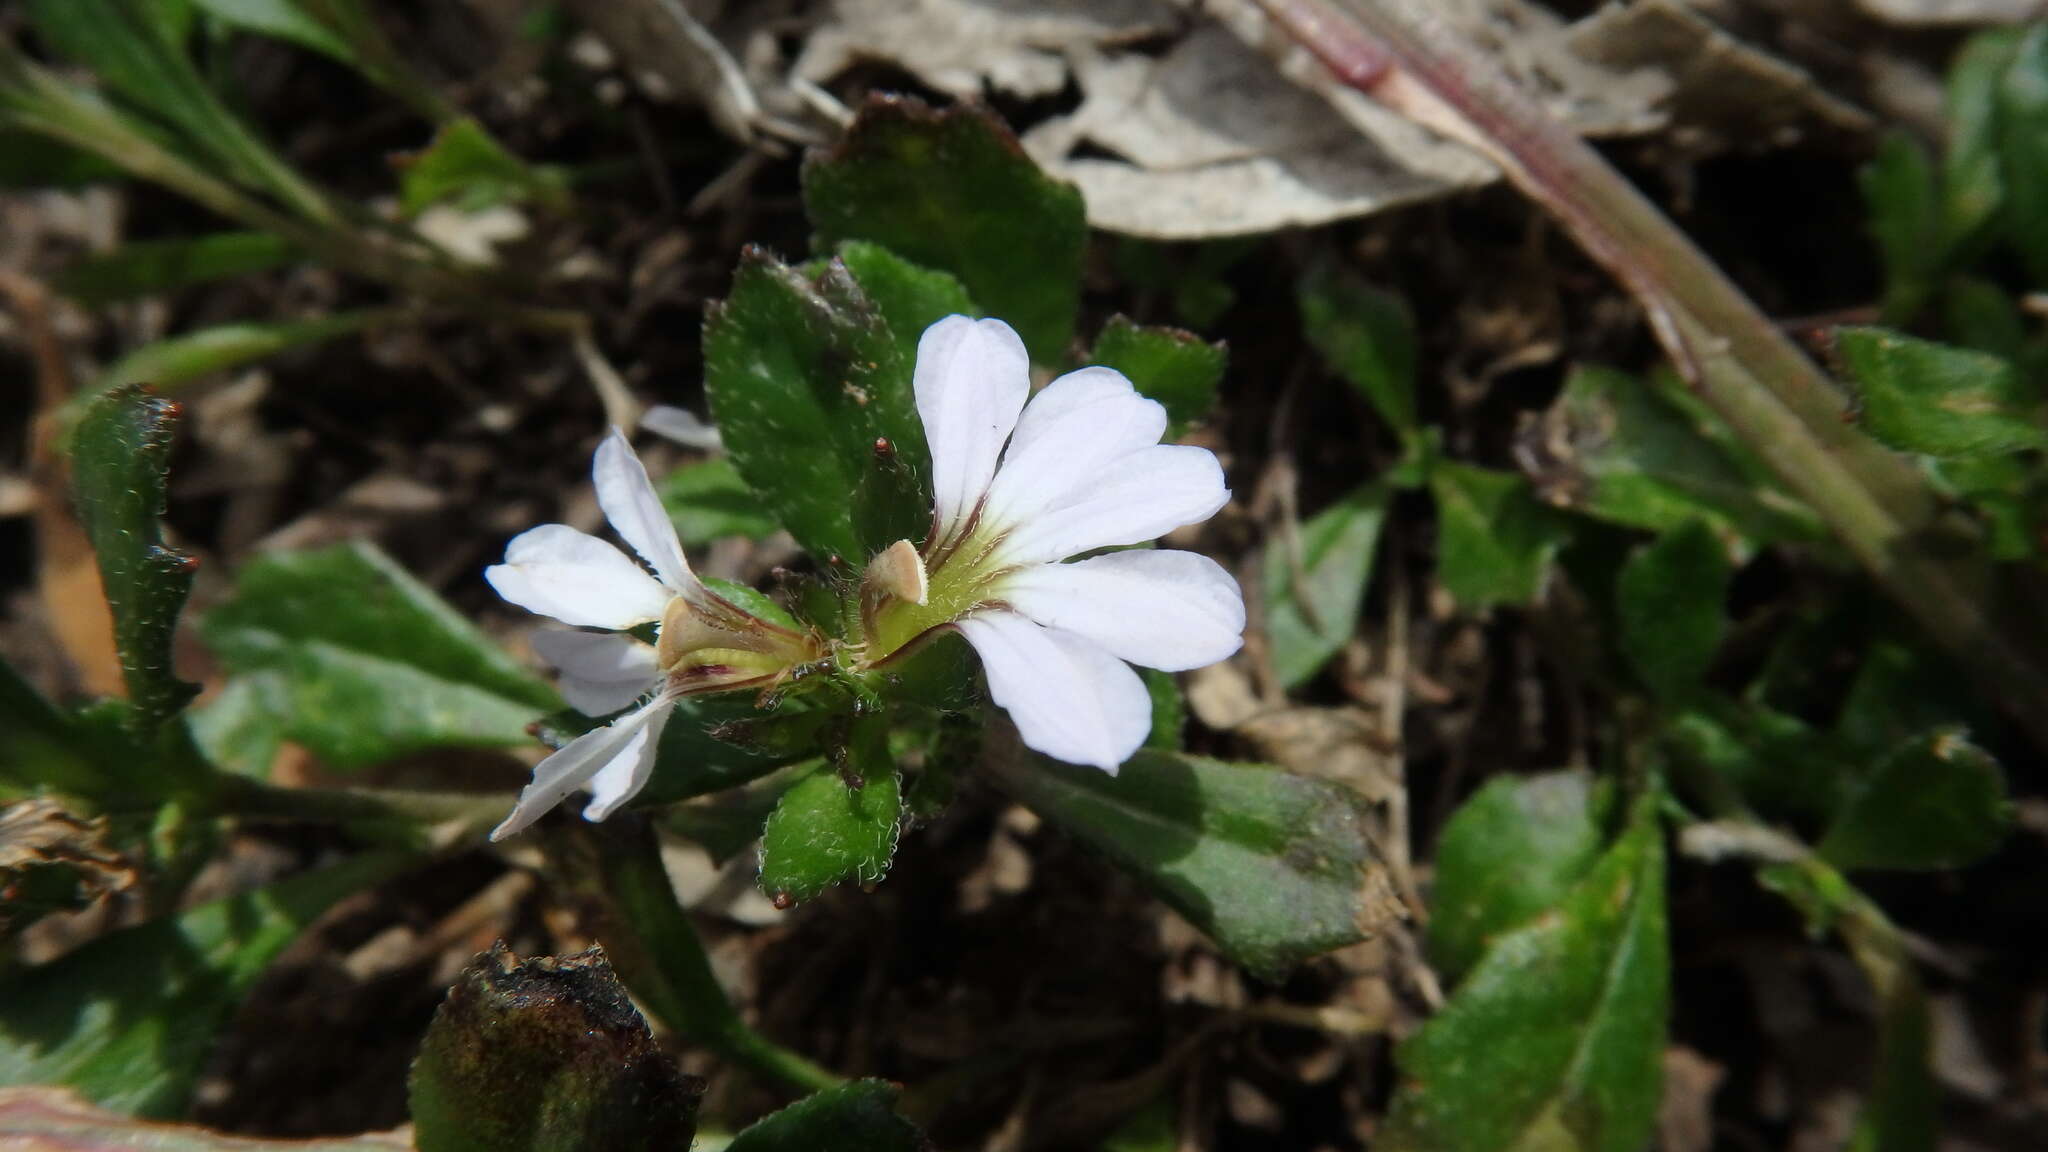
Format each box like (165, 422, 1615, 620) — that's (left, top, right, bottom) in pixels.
(914, 316, 1030, 537)
(956, 611, 1150, 773)
(640, 404, 723, 451)
(993, 445, 1229, 566)
(983, 366, 1167, 529)
(1001, 550, 1244, 672)
(595, 427, 695, 592)
(582, 698, 674, 821)
(490, 694, 674, 840)
(531, 630, 662, 716)
(486, 524, 673, 629)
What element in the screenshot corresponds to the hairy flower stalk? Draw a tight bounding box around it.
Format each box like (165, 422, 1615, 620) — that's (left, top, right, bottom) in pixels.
(861, 316, 1246, 771)
(485, 429, 820, 840)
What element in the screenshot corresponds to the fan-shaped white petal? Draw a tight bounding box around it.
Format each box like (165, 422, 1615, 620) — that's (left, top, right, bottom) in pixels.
(1001, 550, 1244, 672)
(955, 611, 1150, 773)
(983, 366, 1167, 529)
(994, 445, 1229, 567)
(485, 524, 673, 629)
(595, 427, 694, 593)
(489, 694, 674, 840)
(531, 629, 662, 716)
(915, 316, 1030, 538)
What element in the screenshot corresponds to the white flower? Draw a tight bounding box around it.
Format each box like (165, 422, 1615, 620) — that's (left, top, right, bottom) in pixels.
(865, 316, 1245, 772)
(485, 429, 816, 840)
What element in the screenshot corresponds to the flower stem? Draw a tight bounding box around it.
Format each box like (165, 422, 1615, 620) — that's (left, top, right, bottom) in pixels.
(1259, 0, 2048, 748)
(543, 815, 843, 1094)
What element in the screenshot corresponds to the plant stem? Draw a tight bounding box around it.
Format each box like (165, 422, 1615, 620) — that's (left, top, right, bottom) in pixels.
(544, 815, 843, 1094)
(1257, 0, 2048, 748)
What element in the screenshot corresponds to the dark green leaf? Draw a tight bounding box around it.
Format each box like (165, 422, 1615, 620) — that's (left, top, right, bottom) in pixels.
(1616, 519, 1732, 701)
(662, 771, 800, 865)
(1298, 260, 1416, 437)
(704, 248, 931, 562)
(409, 945, 701, 1152)
(987, 746, 1401, 982)
(1262, 483, 1387, 688)
(183, 674, 283, 778)
(1861, 132, 1942, 323)
(1837, 640, 2001, 753)
(1523, 366, 1820, 543)
(1837, 326, 2045, 457)
(203, 541, 557, 768)
(1427, 771, 1607, 987)
(58, 232, 298, 305)
(400, 117, 567, 215)
(657, 456, 780, 547)
(1382, 792, 1667, 1152)
(1942, 276, 2027, 361)
(1946, 30, 2021, 250)
(1430, 462, 1568, 610)
(1090, 315, 1226, 435)
(1818, 728, 2009, 872)
(69, 385, 197, 732)
(803, 95, 1085, 363)
(1664, 703, 1866, 827)
(725, 1080, 926, 1152)
(188, 0, 353, 63)
(1996, 28, 2048, 285)
(0, 851, 410, 1117)
(0, 657, 105, 799)
(758, 723, 901, 905)
(100, 312, 382, 392)
(0, 131, 127, 187)
(833, 239, 978, 367)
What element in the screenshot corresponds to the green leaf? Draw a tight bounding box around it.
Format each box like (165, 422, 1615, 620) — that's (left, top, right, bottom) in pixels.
(1381, 792, 1667, 1152)
(0, 1087, 411, 1148)
(1861, 132, 1942, 323)
(187, 0, 352, 62)
(1996, 28, 2048, 285)
(1141, 667, 1184, 752)
(758, 724, 901, 906)
(1298, 260, 1416, 437)
(409, 945, 702, 1152)
(1262, 483, 1387, 688)
(803, 95, 1086, 363)
(0, 657, 105, 799)
(184, 674, 283, 777)
(400, 117, 567, 215)
(987, 747, 1401, 982)
(0, 851, 410, 1117)
(1430, 462, 1568, 610)
(657, 456, 780, 547)
(833, 239, 978, 366)
(69, 385, 197, 732)
(1427, 771, 1607, 987)
(100, 311, 383, 393)
(1818, 728, 2009, 872)
(1664, 703, 1866, 828)
(1945, 30, 2021, 250)
(1525, 366, 1820, 543)
(704, 248, 931, 563)
(203, 541, 557, 769)
(0, 131, 127, 187)
(1616, 519, 1731, 702)
(1836, 327, 2046, 457)
(58, 231, 298, 305)
(1090, 315, 1226, 435)
(725, 1080, 926, 1152)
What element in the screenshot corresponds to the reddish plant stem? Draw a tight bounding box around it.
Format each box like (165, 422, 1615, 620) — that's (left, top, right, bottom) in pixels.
(1259, 0, 2048, 747)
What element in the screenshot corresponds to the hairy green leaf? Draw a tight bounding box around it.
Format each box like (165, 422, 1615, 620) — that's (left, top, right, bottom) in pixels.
(1298, 260, 1416, 437)
(1262, 483, 1387, 688)
(203, 541, 557, 768)
(833, 239, 977, 366)
(725, 1080, 926, 1152)
(1091, 315, 1226, 435)
(1431, 462, 1568, 610)
(758, 723, 901, 906)
(1427, 771, 1607, 987)
(1616, 519, 1732, 702)
(704, 248, 931, 563)
(987, 746, 1401, 982)
(69, 386, 197, 732)
(1837, 327, 2045, 457)
(803, 95, 1085, 363)
(1818, 728, 2010, 872)
(0, 852, 410, 1117)
(1382, 792, 1667, 1152)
